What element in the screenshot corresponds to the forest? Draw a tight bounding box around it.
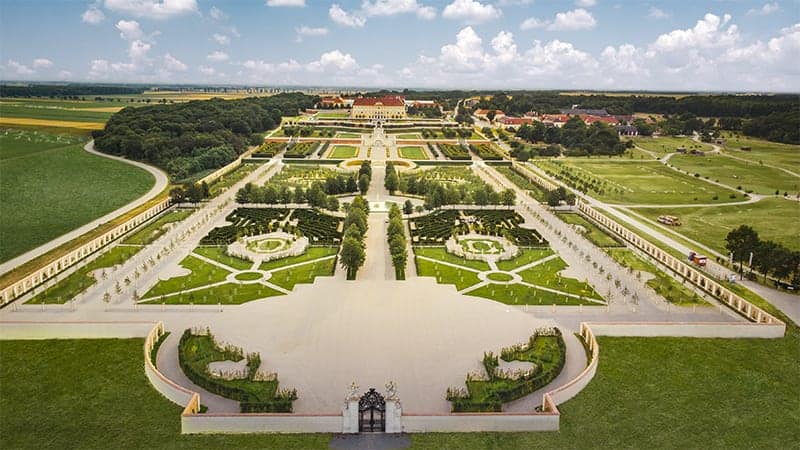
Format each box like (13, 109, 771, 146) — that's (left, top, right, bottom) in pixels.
(0, 84, 146, 97)
(92, 93, 316, 181)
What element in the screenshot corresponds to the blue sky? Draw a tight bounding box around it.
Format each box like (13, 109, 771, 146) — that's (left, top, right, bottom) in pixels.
(1, 0, 798, 91)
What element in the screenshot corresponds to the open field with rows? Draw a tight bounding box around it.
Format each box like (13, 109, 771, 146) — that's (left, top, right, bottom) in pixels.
(0, 129, 154, 262)
(536, 159, 741, 205)
(631, 198, 800, 253)
(669, 153, 800, 195)
(720, 132, 800, 168)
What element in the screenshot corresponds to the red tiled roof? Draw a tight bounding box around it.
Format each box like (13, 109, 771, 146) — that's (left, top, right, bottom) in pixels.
(580, 114, 619, 125)
(499, 117, 533, 125)
(353, 96, 405, 107)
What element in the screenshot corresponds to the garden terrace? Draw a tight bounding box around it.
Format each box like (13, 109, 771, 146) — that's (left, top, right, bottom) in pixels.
(437, 143, 471, 160)
(252, 142, 286, 158)
(292, 208, 344, 245)
(469, 143, 504, 160)
(447, 328, 566, 412)
(178, 329, 296, 413)
(283, 141, 320, 158)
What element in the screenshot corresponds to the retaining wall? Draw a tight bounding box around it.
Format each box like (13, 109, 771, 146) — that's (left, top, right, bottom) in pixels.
(182, 414, 341, 434)
(401, 412, 559, 432)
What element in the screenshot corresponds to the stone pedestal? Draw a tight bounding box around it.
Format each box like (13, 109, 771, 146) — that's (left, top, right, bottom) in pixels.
(342, 399, 359, 433)
(385, 399, 403, 433)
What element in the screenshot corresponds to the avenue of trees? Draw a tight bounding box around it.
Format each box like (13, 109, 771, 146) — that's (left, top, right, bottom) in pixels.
(339, 197, 370, 280)
(92, 93, 317, 181)
(234, 178, 346, 212)
(387, 204, 408, 280)
(725, 225, 800, 287)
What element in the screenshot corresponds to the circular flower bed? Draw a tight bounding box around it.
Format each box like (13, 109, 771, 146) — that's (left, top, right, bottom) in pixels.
(226, 231, 308, 264)
(445, 233, 518, 263)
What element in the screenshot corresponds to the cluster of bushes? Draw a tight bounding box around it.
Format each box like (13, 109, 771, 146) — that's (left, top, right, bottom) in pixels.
(236, 181, 339, 212)
(284, 141, 320, 158)
(508, 141, 561, 160)
(387, 204, 408, 280)
(726, 225, 800, 287)
(339, 197, 370, 279)
(469, 143, 503, 160)
(178, 328, 297, 413)
(399, 167, 514, 209)
(407, 105, 443, 118)
(253, 141, 286, 157)
(292, 208, 344, 244)
(200, 208, 343, 245)
(516, 118, 627, 156)
(170, 181, 210, 204)
(93, 93, 316, 181)
(426, 142, 439, 157)
(437, 143, 470, 160)
(446, 328, 565, 412)
(281, 126, 315, 137)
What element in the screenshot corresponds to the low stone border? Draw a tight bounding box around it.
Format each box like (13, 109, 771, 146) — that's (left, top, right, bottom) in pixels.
(445, 234, 518, 263)
(226, 232, 308, 265)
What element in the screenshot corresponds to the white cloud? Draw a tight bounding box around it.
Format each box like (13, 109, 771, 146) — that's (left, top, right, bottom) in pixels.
(442, 0, 501, 24)
(266, 0, 305, 7)
(547, 8, 596, 30)
(199, 65, 215, 76)
(88, 59, 111, 78)
(57, 70, 73, 79)
(209, 6, 225, 20)
(575, 0, 596, 6)
(520, 17, 547, 30)
(82, 6, 105, 24)
(207, 51, 229, 62)
(212, 33, 230, 45)
(163, 53, 187, 71)
(32, 58, 54, 69)
(361, 0, 436, 19)
(103, 0, 198, 20)
(307, 50, 359, 72)
(128, 40, 152, 62)
(295, 26, 329, 42)
(116, 20, 143, 41)
(329, 4, 366, 27)
(440, 26, 489, 71)
(747, 2, 779, 16)
(648, 7, 669, 20)
(650, 13, 738, 53)
(6, 60, 35, 75)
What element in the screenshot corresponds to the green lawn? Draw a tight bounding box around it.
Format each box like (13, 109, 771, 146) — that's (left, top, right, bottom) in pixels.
(720, 132, 800, 168)
(208, 164, 258, 197)
(413, 247, 490, 271)
(145, 282, 284, 304)
(517, 257, 602, 300)
(397, 133, 422, 139)
(629, 136, 712, 154)
(556, 213, 621, 247)
(144, 255, 230, 298)
(669, 153, 799, 195)
(632, 198, 800, 253)
(316, 110, 350, 118)
(26, 245, 143, 304)
(468, 283, 597, 305)
(269, 258, 336, 290)
(327, 145, 358, 158)
(0, 129, 155, 262)
(2, 328, 797, 448)
(416, 258, 482, 290)
(540, 159, 738, 205)
(334, 132, 361, 139)
(259, 247, 338, 271)
(496, 248, 554, 271)
(122, 209, 193, 245)
(605, 248, 706, 305)
(193, 246, 253, 270)
(398, 146, 428, 160)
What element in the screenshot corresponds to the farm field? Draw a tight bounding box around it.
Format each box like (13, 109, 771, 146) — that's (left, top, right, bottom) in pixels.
(327, 145, 358, 158)
(537, 159, 739, 205)
(720, 132, 800, 168)
(631, 198, 800, 253)
(0, 129, 155, 262)
(669, 153, 800, 195)
(629, 136, 712, 154)
(398, 145, 428, 159)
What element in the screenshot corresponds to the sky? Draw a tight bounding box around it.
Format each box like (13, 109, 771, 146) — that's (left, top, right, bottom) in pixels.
(0, 0, 798, 91)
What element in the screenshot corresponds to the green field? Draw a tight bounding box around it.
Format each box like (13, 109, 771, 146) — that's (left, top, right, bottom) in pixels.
(721, 132, 800, 168)
(605, 248, 706, 305)
(669, 153, 800, 195)
(193, 246, 253, 270)
(630, 136, 712, 154)
(556, 213, 621, 247)
(269, 257, 336, 290)
(0, 101, 114, 122)
(327, 145, 358, 158)
(632, 198, 800, 253)
(540, 159, 739, 205)
(144, 255, 230, 298)
(0, 129, 155, 262)
(2, 323, 797, 448)
(398, 146, 428, 160)
(145, 282, 284, 304)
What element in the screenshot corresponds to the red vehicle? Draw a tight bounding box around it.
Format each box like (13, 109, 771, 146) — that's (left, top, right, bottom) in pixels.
(687, 251, 708, 267)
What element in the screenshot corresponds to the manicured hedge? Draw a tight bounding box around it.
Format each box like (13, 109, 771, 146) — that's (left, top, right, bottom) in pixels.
(469, 143, 503, 160)
(252, 142, 286, 158)
(284, 141, 320, 158)
(438, 143, 471, 160)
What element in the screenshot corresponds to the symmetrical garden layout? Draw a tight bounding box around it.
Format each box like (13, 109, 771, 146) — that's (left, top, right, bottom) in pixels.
(0, 120, 791, 440)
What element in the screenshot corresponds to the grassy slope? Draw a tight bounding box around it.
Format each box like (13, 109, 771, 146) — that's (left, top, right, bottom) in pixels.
(630, 136, 712, 154)
(669, 153, 799, 195)
(0, 131, 154, 262)
(721, 132, 800, 167)
(632, 198, 800, 253)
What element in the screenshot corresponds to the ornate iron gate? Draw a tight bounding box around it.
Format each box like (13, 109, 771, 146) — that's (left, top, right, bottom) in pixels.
(358, 388, 386, 432)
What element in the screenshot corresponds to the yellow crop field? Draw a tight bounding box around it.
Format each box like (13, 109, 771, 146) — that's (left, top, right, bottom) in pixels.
(0, 117, 105, 130)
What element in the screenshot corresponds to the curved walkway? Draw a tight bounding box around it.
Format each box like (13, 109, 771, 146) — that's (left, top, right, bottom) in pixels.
(0, 140, 169, 275)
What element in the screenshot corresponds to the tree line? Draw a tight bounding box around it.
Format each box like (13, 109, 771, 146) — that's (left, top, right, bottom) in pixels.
(387, 204, 408, 280)
(92, 93, 317, 181)
(725, 225, 799, 287)
(0, 83, 146, 97)
(339, 197, 370, 280)
(515, 117, 628, 156)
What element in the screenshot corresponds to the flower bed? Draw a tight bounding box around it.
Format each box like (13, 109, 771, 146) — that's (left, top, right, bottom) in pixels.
(446, 328, 566, 412)
(178, 328, 297, 413)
